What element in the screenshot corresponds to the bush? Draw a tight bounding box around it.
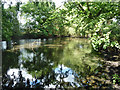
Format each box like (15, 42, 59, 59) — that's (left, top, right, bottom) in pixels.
(91, 19, 120, 52)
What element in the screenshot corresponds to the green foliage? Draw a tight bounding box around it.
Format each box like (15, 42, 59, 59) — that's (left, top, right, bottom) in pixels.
(63, 2, 120, 52)
(112, 74, 120, 85)
(21, 2, 57, 37)
(21, 1, 71, 37)
(91, 19, 120, 51)
(2, 6, 20, 41)
(63, 2, 120, 37)
(43, 8, 70, 36)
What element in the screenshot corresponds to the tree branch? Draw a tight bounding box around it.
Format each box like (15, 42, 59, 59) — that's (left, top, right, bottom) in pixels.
(78, 4, 85, 11)
(86, 2, 92, 19)
(86, 2, 90, 11)
(96, 9, 102, 17)
(77, 3, 87, 15)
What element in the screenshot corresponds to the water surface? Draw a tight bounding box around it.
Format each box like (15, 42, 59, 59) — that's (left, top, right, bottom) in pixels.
(2, 38, 111, 89)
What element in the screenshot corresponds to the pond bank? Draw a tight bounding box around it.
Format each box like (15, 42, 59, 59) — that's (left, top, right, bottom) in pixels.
(100, 59, 120, 89)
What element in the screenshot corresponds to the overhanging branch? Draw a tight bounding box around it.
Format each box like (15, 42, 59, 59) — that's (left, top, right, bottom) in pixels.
(77, 3, 87, 15)
(86, 2, 92, 19)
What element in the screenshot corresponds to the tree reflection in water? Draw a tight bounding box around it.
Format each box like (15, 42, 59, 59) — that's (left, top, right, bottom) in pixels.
(2, 38, 114, 89)
(2, 63, 113, 89)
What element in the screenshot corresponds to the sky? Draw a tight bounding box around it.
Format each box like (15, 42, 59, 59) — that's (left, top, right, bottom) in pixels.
(53, 0, 66, 7)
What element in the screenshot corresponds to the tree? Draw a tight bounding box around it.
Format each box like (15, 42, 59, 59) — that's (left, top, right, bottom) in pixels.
(63, 2, 120, 53)
(21, 1, 56, 37)
(2, 4, 20, 41)
(63, 2, 120, 36)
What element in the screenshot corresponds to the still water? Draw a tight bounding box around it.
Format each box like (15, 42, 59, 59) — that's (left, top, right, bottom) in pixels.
(2, 38, 112, 89)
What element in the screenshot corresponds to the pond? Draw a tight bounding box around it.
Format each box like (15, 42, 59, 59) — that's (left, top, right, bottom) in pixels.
(2, 38, 112, 89)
